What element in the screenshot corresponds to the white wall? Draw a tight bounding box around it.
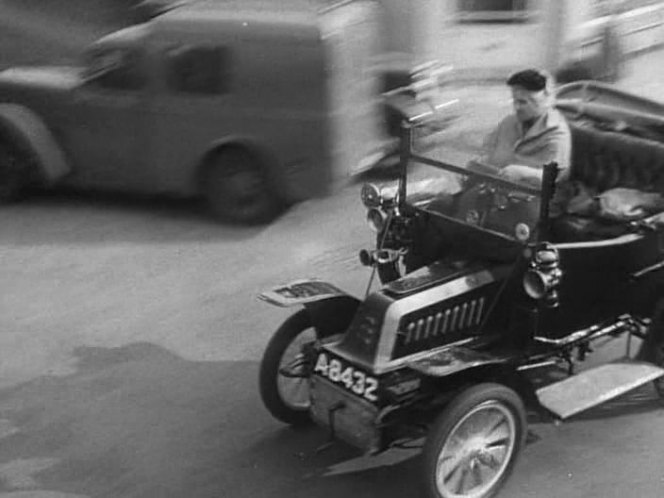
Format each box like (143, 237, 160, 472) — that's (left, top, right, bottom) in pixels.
(374, 0, 664, 80)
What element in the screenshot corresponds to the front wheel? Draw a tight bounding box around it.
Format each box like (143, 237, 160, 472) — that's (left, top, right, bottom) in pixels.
(422, 383, 527, 498)
(259, 310, 318, 426)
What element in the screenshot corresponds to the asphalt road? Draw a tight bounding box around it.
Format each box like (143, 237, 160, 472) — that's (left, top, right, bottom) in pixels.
(2, 160, 664, 498)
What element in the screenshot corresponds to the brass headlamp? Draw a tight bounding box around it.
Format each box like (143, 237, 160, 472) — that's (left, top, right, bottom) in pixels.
(523, 243, 562, 307)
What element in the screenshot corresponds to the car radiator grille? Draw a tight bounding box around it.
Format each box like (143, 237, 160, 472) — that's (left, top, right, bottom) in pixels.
(402, 298, 486, 344)
(392, 296, 488, 359)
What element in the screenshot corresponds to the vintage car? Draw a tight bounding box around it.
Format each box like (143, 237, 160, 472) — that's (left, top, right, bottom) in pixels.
(0, 0, 392, 224)
(257, 82, 664, 497)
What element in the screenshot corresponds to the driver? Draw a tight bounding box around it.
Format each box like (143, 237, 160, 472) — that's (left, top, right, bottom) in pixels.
(470, 68, 571, 188)
(418, 69, 571, 263)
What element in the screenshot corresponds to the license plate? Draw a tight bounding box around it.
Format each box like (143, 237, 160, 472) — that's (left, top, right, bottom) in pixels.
(313, 352, 379, 403)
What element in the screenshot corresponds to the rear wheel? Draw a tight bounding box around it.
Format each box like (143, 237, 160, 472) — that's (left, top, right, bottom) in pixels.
(422, 383, 527, 498)
(201, 147, 281, 224)
(0, 139, 29, 203)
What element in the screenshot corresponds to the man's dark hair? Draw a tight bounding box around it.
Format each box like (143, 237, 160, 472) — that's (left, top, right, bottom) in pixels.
(507, 69, 550, 92)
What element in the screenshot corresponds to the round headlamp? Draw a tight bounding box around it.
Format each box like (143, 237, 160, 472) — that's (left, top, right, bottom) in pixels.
(515, 223, 531, 242)
(523, 243, 562, 306)
(367, 208, 388, 232)
(523, 270, 548, 299)
(361, 183, 382, 208)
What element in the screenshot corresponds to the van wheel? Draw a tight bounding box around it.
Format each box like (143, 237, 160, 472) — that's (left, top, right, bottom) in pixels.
(0, 139, 29, 203)
(202, 148, 282, 224)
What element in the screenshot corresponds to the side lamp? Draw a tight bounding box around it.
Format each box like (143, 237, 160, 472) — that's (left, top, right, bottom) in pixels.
(522, 243, 562, 308)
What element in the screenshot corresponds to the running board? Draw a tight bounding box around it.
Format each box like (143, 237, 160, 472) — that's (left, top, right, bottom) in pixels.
(536, 361, 664, 419)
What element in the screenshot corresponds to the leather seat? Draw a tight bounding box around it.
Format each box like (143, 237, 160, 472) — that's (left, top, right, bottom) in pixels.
(568, 122, 664, 193)
(552, 122, 664, 241)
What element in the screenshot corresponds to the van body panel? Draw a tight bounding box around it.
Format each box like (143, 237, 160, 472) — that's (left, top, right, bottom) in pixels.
(0, 0, 386, 203)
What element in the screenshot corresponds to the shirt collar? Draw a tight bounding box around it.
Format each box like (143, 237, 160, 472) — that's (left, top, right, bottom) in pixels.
(519, 109, 564, 141)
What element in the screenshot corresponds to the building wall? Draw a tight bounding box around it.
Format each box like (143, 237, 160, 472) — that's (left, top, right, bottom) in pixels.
(373, 0, 414, 55)
(373, 0, 663, 80)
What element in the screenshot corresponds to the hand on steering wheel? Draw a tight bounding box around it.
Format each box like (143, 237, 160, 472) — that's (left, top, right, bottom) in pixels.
(499, 164, 541, 188)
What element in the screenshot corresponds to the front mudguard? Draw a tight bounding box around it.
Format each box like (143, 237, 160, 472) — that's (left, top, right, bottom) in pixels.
(407, 345, 508, 379)
(303, 296, 361, 337)
(404, 344, 539, 410)
(259, 279, 361, 337)
(0, 104, 70, 184)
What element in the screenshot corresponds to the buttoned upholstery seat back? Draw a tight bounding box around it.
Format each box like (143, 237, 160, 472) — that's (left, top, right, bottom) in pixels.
(568, 122, 664, 194)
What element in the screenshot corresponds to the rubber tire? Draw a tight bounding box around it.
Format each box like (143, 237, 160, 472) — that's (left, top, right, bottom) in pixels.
(421, 383, 527, 498)
(201, 147, 281, 224)
(0, 139, 28, 203)
(259, 309, 318, 426)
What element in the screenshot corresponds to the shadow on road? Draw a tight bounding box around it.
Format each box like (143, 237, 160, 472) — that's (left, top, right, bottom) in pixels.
(0, 342, 262, 498)
(0, 342, 421, 498)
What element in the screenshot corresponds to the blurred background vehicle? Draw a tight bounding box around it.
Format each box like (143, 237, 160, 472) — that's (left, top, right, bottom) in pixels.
(0, 0, 660, 225)
(0, 0, 388, 223)
(0, 0, 463, 223)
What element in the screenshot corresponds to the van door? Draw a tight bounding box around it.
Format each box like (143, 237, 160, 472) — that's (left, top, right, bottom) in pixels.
(147, 43, 234, 194)
(67, 45, 149, 190)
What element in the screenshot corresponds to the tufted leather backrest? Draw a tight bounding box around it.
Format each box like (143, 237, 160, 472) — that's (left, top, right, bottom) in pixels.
(568, 122, 664, 194)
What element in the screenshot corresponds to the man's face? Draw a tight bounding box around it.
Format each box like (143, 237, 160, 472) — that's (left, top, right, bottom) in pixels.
(511, 85, 550, 123)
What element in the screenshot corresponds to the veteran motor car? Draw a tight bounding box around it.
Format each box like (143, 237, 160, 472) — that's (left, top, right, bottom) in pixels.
(258, 82, 664, 498)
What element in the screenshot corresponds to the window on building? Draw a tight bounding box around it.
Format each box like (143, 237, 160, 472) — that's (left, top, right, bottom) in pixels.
(457, 0, 530, 23)
(84, 48, 146, 91)
(166, 46, 230, 95)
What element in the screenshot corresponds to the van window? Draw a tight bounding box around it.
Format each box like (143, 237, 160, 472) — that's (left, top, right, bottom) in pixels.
(85, 48, 146, 91)
(456, 0, 530, 23)
(167, 46, 230, 95)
